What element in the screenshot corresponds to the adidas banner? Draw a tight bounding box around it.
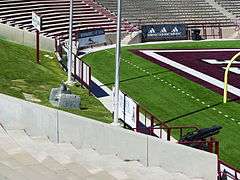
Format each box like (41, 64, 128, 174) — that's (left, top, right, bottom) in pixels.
(141, 24, 187, 42)
(77, 28, 106, 48)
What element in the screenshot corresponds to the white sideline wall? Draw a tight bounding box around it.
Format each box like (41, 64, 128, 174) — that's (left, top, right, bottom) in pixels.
(0, 93, 217, 179)
(0, 23, 55, 51)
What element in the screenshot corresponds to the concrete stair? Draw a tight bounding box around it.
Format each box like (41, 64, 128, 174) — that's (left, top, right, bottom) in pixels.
(0, 126, 194, 180)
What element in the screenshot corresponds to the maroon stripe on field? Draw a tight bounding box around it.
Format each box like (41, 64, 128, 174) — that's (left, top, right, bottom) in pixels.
(131, 49, 240, 100)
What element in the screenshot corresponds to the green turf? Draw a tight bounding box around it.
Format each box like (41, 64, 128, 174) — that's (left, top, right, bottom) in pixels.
(0, 38, 112, 123)
(83, 40, 240, 168)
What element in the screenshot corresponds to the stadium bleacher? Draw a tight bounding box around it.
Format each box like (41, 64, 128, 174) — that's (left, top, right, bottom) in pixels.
(0, 0, 133, 40)
(215, 0, 240, 17)
(96, 0, 234, 26)
(0, 0, 237, 42)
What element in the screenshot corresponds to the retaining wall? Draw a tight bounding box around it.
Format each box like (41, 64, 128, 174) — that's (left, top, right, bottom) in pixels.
(0, 93, 217, 179)
(0, 23, 55, 51)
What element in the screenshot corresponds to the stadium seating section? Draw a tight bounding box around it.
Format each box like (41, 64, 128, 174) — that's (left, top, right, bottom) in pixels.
(215, 0, 240, 17)
(0, 0, 133, 40)
(96, 0, 235, 26)
(0, 0, 239, 41)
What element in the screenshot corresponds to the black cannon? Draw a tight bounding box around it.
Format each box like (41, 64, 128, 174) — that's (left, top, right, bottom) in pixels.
(179, 125, 222, 151)
(179, 125, 222, 142)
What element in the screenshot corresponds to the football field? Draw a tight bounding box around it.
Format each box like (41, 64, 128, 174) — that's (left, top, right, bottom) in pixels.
(83, 40, 240, 168)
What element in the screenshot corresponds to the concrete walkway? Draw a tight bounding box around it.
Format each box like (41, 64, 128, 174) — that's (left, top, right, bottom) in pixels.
(90, 76, 114, 113)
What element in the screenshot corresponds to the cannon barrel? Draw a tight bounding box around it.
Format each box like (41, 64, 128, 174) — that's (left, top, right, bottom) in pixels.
(179, 125, 222, 142)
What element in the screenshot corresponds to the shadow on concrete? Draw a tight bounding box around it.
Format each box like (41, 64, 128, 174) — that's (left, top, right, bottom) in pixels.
(90, 81, 109, 98)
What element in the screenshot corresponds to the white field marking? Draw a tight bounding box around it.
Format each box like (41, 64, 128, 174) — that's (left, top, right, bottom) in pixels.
(223, 67, 240, 75)
(141, 49, 240, 53)
(177, 88, 181, 91)
(218, 111, 222, 114)
(202, 59, 240, 65)
(207, 105, 211, 107)
(196, 99, 200, 101)
(224, 115, 229, 118)
(191, 96, 195, 99)
(231, 118, 235, 121)
(182, 91, 185, 93)
(201, 102, 205, 104)
(173, 86, 176, 88)
(140, 50, 240, 97)
(212, 108, 217, 110)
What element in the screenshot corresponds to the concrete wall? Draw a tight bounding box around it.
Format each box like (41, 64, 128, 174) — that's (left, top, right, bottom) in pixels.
(0, 93, 217, 179)
(105, 32, 128, 45)
(0, 23, 55, 51)
(222, 26, 240, 39)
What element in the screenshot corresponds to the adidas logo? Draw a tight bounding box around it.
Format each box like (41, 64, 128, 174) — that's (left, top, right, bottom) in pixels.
(171, 27, 179, 33)
(148, 28, 156, 34)
(160, 27, 167, 33)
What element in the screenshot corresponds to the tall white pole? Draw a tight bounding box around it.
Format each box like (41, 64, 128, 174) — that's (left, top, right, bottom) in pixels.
(67, 0, 73, 83)
(113, 0, 122, 125)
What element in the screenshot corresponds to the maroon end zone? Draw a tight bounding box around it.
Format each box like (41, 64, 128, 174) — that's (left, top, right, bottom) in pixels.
(132, 49, 240, 99)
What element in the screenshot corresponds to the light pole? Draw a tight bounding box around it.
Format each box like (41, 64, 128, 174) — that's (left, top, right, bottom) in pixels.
(113, 0, 122, 125)
(67, 0, 73, 84)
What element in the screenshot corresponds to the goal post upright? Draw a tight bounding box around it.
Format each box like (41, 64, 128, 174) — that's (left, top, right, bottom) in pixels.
(223, 52, 240, 103)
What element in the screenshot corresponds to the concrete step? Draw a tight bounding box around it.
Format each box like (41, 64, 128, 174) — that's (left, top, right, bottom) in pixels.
(0, 136, 23, 155)
(0, 148, 68, 180)
(56, 144, 104, 174)
(41, 156, 87, 180)
(85, 171, 118, 180)
(0, 125, 7, 137)
(0, 162, 28, 180)
(64, 162, 92, 178)
(33, 138, 160, 180)
(3, 129, 193, 180)
(6, 130, 48, 161)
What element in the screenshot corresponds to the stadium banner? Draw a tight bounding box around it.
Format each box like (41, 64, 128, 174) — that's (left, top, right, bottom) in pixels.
(112, 88, 138, 128)
(77, 28, 106, 48)
(141, 24, 187, 42)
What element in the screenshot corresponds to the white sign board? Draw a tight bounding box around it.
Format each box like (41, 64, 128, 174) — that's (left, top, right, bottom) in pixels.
(113, 88, 138, 128)
(32, 12, 42, 31)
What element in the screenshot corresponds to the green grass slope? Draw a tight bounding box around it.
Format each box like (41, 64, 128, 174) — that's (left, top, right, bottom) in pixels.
(83, 40, 240, 168)
(0, 38, 112, 123)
